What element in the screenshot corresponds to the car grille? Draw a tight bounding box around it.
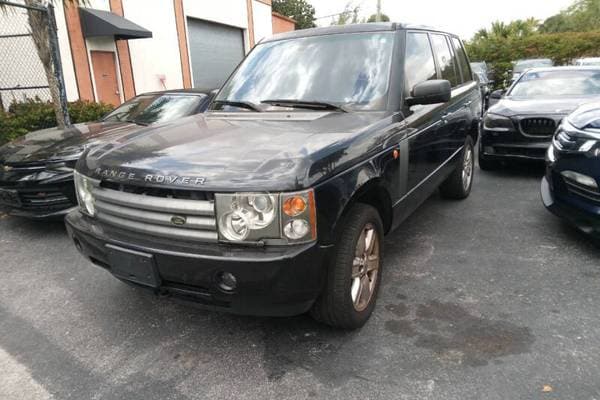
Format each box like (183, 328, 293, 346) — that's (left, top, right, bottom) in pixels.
(92, 186, 218, 243)
(520, 118, 557, 136)
(18, 185, 75, 211)
(563, 177, 600, 205)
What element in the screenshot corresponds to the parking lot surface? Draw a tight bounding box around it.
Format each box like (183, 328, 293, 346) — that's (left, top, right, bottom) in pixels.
(1, 165, 599, 400)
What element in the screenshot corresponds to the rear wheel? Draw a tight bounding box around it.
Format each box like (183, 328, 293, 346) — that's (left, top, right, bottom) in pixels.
(440, 136, 475, 199)
(310, 203, 383, 329)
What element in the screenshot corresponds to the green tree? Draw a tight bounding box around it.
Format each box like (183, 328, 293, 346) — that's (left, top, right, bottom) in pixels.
(540, 0, 600, 32)
(272, 0, 316, 30)
(367, 13, 390, 22)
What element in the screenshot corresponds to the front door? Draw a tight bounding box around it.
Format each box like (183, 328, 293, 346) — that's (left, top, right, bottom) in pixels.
(91, 51, 121, 106)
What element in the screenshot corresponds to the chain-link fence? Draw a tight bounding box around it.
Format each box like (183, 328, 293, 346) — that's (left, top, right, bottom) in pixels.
(0, 0, 69, 127)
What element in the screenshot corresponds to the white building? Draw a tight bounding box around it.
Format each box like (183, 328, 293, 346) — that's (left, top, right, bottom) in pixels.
(0, 0, 295, 108)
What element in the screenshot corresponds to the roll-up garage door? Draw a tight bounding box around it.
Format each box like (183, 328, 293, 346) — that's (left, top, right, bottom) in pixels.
(187, 18, 245, 89)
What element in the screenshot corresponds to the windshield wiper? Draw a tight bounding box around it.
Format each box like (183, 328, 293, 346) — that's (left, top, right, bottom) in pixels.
(262, 99, 349, 113)
(125, 119, 149, 126)
(213, 100, 263, 112)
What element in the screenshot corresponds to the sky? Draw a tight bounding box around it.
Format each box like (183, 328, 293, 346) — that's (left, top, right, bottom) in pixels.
(309, 0, 576, 40)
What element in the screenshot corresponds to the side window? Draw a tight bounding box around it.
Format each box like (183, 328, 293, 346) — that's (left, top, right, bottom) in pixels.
(430, 34, 459, 87)
(404, 32, 437, 95)
(452, 37, 472, 84)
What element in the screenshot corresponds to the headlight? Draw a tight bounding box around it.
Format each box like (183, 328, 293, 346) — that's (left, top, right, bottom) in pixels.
(215, 189, 316, 244)
(483, 113, 514, 132)
(74, 171, 99, 216)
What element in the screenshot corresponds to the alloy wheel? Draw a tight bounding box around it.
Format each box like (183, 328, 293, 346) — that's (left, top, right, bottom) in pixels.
(350, 223, 380, 312)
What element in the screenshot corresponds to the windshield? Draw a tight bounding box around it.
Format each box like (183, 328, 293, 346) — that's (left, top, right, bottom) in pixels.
(102, 94, 206, 125)
(214, 32, 395, 112)
(509, 70, 600, 98)
(514, 60, 553, 73)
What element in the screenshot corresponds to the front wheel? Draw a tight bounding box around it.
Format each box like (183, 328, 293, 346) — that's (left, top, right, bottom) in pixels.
(310, 203, 384, 329)
(440, 136, 475, 200)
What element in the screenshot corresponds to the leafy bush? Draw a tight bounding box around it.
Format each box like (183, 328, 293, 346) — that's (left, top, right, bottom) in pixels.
(0, 99, 113, 145)
(466, 30, 600, 88)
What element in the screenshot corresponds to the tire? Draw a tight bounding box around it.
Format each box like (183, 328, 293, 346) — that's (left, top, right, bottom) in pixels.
(440, 136, 475, 200)
(478, 150, 499, 171)
(310, 203, 384, 329)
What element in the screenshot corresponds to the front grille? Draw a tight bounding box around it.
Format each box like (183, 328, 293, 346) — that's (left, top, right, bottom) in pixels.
(563, 177, 600, 205)
(93, 186, 218, 243)
(17, 185, 75, 211)
(520, 118, 557, 136)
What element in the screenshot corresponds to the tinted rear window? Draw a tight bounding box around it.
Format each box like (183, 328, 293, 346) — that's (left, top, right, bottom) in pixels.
(451, 37, 472, 84)
(430, 34, 459, 87)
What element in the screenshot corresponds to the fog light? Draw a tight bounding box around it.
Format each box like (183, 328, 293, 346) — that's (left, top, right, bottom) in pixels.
(561, 170, 598, 189)
(484, 146, 495, 155)
(217, 272, 237, 292)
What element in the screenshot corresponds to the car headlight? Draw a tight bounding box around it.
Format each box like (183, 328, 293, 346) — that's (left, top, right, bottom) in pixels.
(74, 171, 99, 216)
(215, 189, 316, 244)
(483, 113, 514, 132)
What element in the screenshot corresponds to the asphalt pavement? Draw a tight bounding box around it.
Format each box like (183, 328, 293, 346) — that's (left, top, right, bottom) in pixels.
(1, 163, 599, 400)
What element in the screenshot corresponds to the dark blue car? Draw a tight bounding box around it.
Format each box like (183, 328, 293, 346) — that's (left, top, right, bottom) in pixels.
(542, 102, 600, 237)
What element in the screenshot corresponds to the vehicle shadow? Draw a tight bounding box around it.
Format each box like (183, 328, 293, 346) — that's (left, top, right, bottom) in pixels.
(0, 214, 67, 238)
(477, 160, 546, 179)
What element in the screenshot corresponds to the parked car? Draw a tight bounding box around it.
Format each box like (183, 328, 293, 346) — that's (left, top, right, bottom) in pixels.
(479, 66, 600, 170)
(0, 89, 215, 219)
(471, 62, 489, 78)
(542, 102, 600, 238)
(66, 23, 481, 329)
(575, 57, 600, 67)
(509, 58, 554, 86)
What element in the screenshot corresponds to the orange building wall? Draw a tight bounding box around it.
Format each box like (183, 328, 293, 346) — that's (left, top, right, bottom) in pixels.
(272, 12, 295, 34)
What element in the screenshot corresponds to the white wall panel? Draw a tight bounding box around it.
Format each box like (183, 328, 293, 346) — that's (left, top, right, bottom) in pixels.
(122, 0, 184, 93)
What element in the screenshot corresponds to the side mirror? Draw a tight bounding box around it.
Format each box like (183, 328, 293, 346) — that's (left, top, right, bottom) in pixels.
(490, 89, 505, 100)
(407, 80, 451, 106)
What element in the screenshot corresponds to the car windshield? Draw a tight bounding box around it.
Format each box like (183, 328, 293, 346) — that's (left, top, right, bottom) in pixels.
(102, 94, 205, 125)
(214, 32, 395, 112)
(513, 60, 553, 73)
(509, 70, 600, 98)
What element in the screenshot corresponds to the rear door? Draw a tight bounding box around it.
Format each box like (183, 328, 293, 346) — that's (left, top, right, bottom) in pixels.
(403, 32, 449, 192)
(428, 33, 466, 160)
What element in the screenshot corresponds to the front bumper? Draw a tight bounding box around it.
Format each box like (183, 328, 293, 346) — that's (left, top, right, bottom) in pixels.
(65, 210, 330, 317)
(480, 129, 550, 161)
(541, 175, 600, 238)
(0, 169, 76, 219)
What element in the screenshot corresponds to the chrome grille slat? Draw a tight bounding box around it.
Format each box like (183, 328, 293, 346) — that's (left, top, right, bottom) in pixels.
(93, 188, 214, 216)
(95, 200, 216, 231)
(92, 186, 217, 242)
(98, 213, 218, 242)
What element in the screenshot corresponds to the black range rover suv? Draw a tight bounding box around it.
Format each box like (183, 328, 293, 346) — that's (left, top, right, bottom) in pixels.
(66, 24, 481, 329)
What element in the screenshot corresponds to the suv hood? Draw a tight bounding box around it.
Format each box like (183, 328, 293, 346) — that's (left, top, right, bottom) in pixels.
(489, 96, 596, 117)
(79, 112, 389, 192)
(0, 121, 141, 166)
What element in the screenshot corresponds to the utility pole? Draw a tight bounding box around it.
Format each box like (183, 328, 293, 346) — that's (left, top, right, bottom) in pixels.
(376, 0, 382, 22)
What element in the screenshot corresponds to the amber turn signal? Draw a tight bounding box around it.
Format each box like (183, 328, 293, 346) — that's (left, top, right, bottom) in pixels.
(283, 196, 307, 216)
